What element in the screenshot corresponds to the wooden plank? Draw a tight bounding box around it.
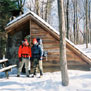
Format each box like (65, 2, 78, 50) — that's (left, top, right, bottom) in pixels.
(0, 59, 8, 63)
(0, 65, 16, 72)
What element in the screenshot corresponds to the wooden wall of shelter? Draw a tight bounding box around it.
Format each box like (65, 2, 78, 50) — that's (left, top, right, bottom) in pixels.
(30, 20, 90, 71)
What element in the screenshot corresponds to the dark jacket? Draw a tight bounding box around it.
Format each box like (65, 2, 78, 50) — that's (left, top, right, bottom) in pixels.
(31, 44, 42, 60)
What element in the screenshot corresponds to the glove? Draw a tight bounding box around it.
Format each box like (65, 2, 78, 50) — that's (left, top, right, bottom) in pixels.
(19, 57, 22, 62)
(40, 57, 42, 60)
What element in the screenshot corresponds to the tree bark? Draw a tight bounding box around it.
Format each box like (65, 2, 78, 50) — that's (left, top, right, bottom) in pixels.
(73, 0, 76, 44)
(89, 1, 91, 43)
(35, 0, 40, 16)
(86, 0, 89, 48)
(66, 0, 69, 39)
(75, 0, 79, 44)
(45, 0, 52, 22)
(57, 0, 69, 86)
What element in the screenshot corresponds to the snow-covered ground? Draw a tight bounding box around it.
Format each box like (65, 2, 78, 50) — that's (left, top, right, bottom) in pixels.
(77, 44, 91, 59)
(0, 44, 91, 91)
(0, 68, 91, 91)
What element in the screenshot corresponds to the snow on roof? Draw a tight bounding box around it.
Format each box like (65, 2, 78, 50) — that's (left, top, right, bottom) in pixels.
(6, 8, 91, 61)
(66, 39, 91, 60)
(7, 11, 30, 26)
(76, 44, 91, 59)
(7, 8, 59, 36)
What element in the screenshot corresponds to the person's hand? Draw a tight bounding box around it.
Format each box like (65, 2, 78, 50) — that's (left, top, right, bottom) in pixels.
(40, 57, 42, 60)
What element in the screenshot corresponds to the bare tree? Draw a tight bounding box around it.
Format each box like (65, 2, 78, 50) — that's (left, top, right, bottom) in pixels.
(35, 0, 40, 16)
(45, 0, 53, 22)
(86, 0, 89, 48)
(66, 0, 69, 39)
(72, 0, 76, 44)
(57, 0, 69, 86)
(88, 0, 91, 43)
(17, 0, 25, 14)
(75, 0, 79, 44)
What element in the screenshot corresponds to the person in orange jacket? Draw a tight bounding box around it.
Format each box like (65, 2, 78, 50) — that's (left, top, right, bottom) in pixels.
(17, 39, 32, 77)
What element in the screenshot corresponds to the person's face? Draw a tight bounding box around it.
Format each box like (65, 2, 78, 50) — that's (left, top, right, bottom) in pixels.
(33, 41, 37, 45)
(24, 41, 28, 46)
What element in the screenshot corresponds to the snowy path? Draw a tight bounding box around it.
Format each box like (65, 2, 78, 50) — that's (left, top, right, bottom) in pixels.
(0, 70, 91, 91)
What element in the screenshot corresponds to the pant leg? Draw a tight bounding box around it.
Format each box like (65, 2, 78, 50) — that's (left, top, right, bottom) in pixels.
(33, 58, 38, 75)
(38, 60, 43, 76)
(28, 61, 31, 71)
(25, 58, 30, 76)
(17, 59, 25, 75)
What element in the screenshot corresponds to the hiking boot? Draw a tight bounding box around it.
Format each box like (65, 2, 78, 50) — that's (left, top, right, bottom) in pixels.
(17, 75, 20, 77)
(31, 75, 36, 78)
(26, 75, 30, 77)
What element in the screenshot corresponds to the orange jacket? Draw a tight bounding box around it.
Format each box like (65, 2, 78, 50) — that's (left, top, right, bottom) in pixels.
(18, 45, 32, 58)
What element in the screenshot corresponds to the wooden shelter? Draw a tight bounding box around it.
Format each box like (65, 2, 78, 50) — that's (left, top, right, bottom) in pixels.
(5, 11, 91, 71)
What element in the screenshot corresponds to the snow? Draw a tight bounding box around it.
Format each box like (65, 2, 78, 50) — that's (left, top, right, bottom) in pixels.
(77, 44, 91, 59)
(0, 68, 91, 91)
(66, 39, 91, 60)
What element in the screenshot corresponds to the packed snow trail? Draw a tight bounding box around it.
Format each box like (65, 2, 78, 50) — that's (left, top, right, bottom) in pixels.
(0, 69, 91, 91)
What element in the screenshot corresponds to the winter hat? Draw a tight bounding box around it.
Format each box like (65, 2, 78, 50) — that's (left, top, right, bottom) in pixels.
(33, 38, 37, 44)
(24, 39, 29, 46)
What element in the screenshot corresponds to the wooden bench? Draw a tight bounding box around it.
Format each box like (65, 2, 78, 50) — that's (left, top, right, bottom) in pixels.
(0, 59, 16, 78)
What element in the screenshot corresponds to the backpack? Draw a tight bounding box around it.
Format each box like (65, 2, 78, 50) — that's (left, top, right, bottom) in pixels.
(37, 38, 48, 57)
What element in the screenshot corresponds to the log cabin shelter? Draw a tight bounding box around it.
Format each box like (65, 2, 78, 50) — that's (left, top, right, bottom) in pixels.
(5, 10, 91, 71)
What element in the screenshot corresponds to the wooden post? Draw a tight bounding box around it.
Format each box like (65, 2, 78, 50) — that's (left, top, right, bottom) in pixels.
(2, 63, 9, 79)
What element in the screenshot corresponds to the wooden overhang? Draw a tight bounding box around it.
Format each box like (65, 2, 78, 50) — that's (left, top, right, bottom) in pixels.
(5, 11, 91, 66)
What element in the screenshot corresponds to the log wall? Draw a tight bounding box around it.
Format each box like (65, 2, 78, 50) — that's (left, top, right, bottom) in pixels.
(31, 20, 88, 69)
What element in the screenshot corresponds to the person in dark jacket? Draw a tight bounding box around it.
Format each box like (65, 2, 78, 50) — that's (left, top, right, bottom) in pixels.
(31, 38, 43, 77)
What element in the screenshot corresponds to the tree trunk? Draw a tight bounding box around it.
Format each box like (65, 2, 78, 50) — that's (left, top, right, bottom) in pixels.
(86, 0, 89, 48)
(89, 1, 91, 43)
(66, 0, 69, 39)
(57, 0, 69, 86)
(45, 0, 52, 22)
(35, 0, 40, 16)
(75, 0, 79, 44)
(76, 17, 79, 44)
(45, 0, 48, 21)
(73, 1, 76, 44)
(41, 1, 44, 19)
